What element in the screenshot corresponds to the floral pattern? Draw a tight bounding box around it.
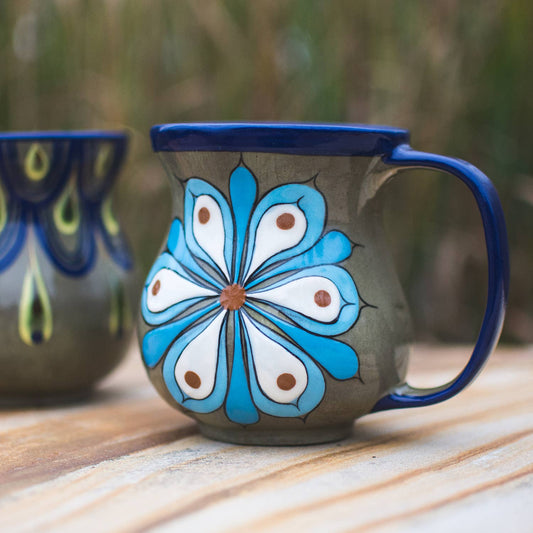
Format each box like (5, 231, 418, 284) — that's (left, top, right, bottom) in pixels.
(141, 164, 361, 424)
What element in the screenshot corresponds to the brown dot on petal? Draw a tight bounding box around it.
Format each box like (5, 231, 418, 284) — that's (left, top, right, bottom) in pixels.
(314, 290, 331, 307)
(184, 371, 201, 389)
(198, 207, 210, 224)
(152, 279, 161, 296)
(277, 373, 296, 391)
(276, 212, 295, 230)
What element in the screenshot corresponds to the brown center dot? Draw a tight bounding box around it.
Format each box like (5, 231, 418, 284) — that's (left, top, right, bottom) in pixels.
(184, 371, 201, 389)
(314, 290, 331, 307)
(198, 207, 210, 224)
(152, 279, 161, 296)
(276, 212, 295, 230)
(277, 373, 296, 391)
(220, 284, 246, 311)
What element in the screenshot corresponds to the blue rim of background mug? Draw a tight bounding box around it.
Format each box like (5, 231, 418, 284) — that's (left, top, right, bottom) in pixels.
(150, 122, 410, 156)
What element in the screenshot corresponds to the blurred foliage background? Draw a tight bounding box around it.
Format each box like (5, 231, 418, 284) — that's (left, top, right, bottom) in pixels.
(0, 0, 531, 343)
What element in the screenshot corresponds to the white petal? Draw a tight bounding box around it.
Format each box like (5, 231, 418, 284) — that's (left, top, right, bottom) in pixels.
(242, 314, 307, 404)
(246, 204, 306, 277)
(193, 194, 230, 279)
(249, 276, 341, 322)
(146, 268, 216, 312)
(175, 312, 226, 399)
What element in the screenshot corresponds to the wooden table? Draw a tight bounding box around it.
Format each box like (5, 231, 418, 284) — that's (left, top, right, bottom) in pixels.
(1, 345, 532, 532)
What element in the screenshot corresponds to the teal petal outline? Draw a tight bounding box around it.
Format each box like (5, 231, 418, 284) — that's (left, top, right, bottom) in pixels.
(247, 264, 359, 336)
(162, 310, 228, 413)
(241, 183, 326, 282)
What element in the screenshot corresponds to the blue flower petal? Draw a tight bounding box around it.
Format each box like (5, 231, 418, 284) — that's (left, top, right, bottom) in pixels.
(145, 250, 193, 287)
(246, 302, 358, 379)
(246, 230, 353, 288)
(167, 218, 224, 290)
(241, 311, 325, 418)
(184, 179, 234, 282)
(225, 312, 260, 424)
(141, 252, 218, 326)
(229, 166, 257, 283)
(241, 183, 326, 282)
(247, 265, 359, 336)
(162, 311, 228, 413)
(142, 302, 219, 367)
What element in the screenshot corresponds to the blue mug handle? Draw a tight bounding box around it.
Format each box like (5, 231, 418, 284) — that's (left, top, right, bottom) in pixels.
(372, 144, 510, 412)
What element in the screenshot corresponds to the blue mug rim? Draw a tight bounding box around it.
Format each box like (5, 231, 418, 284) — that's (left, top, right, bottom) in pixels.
(0, 130, 128, 142)
(150, 122, 410, 157)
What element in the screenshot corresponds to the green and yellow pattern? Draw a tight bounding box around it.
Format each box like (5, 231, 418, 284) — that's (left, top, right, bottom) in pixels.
(18, 243, 53, 346)
(24, 143, 50, 182)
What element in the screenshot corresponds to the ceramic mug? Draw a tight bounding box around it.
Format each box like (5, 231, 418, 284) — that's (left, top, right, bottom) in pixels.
(0, 131, 136, 401)
(139, 123, 508, 445)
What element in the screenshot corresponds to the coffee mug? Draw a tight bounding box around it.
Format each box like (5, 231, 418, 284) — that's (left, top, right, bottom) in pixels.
(138, 123, 509, 445)
(0, 131, 136, 401)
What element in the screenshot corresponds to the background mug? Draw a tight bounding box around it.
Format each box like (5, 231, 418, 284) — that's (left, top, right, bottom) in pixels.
(139, 123, 509, 445)
(0, 131, 136, 401)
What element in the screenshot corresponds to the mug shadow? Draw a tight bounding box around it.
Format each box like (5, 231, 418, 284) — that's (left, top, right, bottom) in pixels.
(0, 386, 128, 412)
(189, 420, 425, 453)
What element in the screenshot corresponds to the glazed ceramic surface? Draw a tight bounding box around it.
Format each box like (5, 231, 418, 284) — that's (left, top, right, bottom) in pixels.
(0, 131, 136, 400)
(139, 123, 509, 445)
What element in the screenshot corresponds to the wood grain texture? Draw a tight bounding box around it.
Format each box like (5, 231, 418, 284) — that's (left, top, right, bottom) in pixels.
(0, 344, 532, 533)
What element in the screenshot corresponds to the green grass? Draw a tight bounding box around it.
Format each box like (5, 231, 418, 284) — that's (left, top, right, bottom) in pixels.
(0, 0, 531, 342)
